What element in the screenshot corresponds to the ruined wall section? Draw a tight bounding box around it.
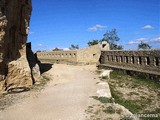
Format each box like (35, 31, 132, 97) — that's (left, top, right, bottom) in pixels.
(0, 0, 33, 92)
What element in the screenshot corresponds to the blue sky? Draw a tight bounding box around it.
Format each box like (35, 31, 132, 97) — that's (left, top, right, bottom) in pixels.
(28, 0, 160, 51)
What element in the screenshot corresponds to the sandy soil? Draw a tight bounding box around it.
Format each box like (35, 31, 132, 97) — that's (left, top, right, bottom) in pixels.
(0, 64, 100, 120)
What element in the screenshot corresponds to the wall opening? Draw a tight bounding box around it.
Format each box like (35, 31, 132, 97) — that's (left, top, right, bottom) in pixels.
(111, 56, 114, 61)
(154, 57, 159, 66)
(138, 57, 142, 65)
(146, 57, 150, 65)
(102, 44, 106, 48)
(131, 56, 134, 64)
(115, 56, 118, 62)
(107, 55, 110, 61)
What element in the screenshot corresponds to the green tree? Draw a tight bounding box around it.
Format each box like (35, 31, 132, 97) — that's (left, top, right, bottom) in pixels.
(102, 28, 123, 50)
(69, 44, 79, 50)
(87, 40, 99, 46)
(138, 41, 151, 50)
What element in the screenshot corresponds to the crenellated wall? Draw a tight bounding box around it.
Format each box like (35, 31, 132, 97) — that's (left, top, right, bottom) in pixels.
(99, 50, 160, 76)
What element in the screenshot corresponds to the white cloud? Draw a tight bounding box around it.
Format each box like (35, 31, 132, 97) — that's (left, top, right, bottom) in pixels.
(142, 25, 154, 29)
(127, 37, 160, 45)
(63, 48, 70, 51)
(38, 43, 43, 47)
(88, 24, 106, 31)
(151, 37, 160, 43)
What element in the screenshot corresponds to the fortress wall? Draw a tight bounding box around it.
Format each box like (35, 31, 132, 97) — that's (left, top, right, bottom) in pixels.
(37, 50, 77, 64)
(37, 44, 104, 65)
(77, 44, 101, 64)
(99, 50, 160, 76)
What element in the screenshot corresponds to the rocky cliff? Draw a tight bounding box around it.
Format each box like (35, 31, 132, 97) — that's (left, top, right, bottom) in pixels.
(0, 0, 40, 93)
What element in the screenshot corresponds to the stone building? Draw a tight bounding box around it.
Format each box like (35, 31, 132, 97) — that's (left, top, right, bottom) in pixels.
(0, 0, 40, 93)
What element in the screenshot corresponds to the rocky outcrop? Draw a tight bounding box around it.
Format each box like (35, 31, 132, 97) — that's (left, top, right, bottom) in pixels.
(0, 0, 40, 93)
(5, 56, 33, 91)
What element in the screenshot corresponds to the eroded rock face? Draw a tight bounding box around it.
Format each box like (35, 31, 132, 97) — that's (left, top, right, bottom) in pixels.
(0, 0, 38, 93)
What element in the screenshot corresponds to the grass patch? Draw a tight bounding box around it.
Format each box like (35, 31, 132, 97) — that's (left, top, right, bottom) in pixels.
(110, 70, 160, 89)
(91, 96, 114, 104)
(110, 86, 141, 113)
(103, 106, 115, 114)
(108, 70, 160, 117)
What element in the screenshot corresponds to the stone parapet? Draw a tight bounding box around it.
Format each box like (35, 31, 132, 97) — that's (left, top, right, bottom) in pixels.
(99, 50, 160, 76)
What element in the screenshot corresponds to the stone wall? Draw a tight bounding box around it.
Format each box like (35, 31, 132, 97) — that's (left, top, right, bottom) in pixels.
(99, 50, 160, 76)
(0, 0, 40, 93)
(37, 44, 105, 64)
(37, 50, 77, 64)
(77, 44, 101, 64)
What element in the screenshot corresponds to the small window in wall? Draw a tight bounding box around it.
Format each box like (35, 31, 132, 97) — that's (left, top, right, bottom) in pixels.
(146, 57, 150, 65)
(112, 56, 114, 61)
(107, 56, 110, 61)
(154, 57, 159, 66)
(102, 44, 106, 48)
(73, 53, 76, 57)
(93, 54, 96, 56)
(115, 56, 118, 62)
(131, 56, 134, 64)
(138, 57, 142, 65)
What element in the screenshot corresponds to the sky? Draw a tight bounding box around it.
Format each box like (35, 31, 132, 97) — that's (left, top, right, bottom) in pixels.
(28, 0, 160, 51)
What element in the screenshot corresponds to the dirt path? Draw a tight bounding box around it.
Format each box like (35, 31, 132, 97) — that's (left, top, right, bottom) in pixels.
(0, 64, 100, 120)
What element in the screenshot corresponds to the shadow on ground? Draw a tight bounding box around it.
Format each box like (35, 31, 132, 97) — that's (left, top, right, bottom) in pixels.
(39, 63, 53, 74)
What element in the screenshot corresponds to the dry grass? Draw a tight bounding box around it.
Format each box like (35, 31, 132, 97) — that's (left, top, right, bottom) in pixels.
(109, 70, 160, 119)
